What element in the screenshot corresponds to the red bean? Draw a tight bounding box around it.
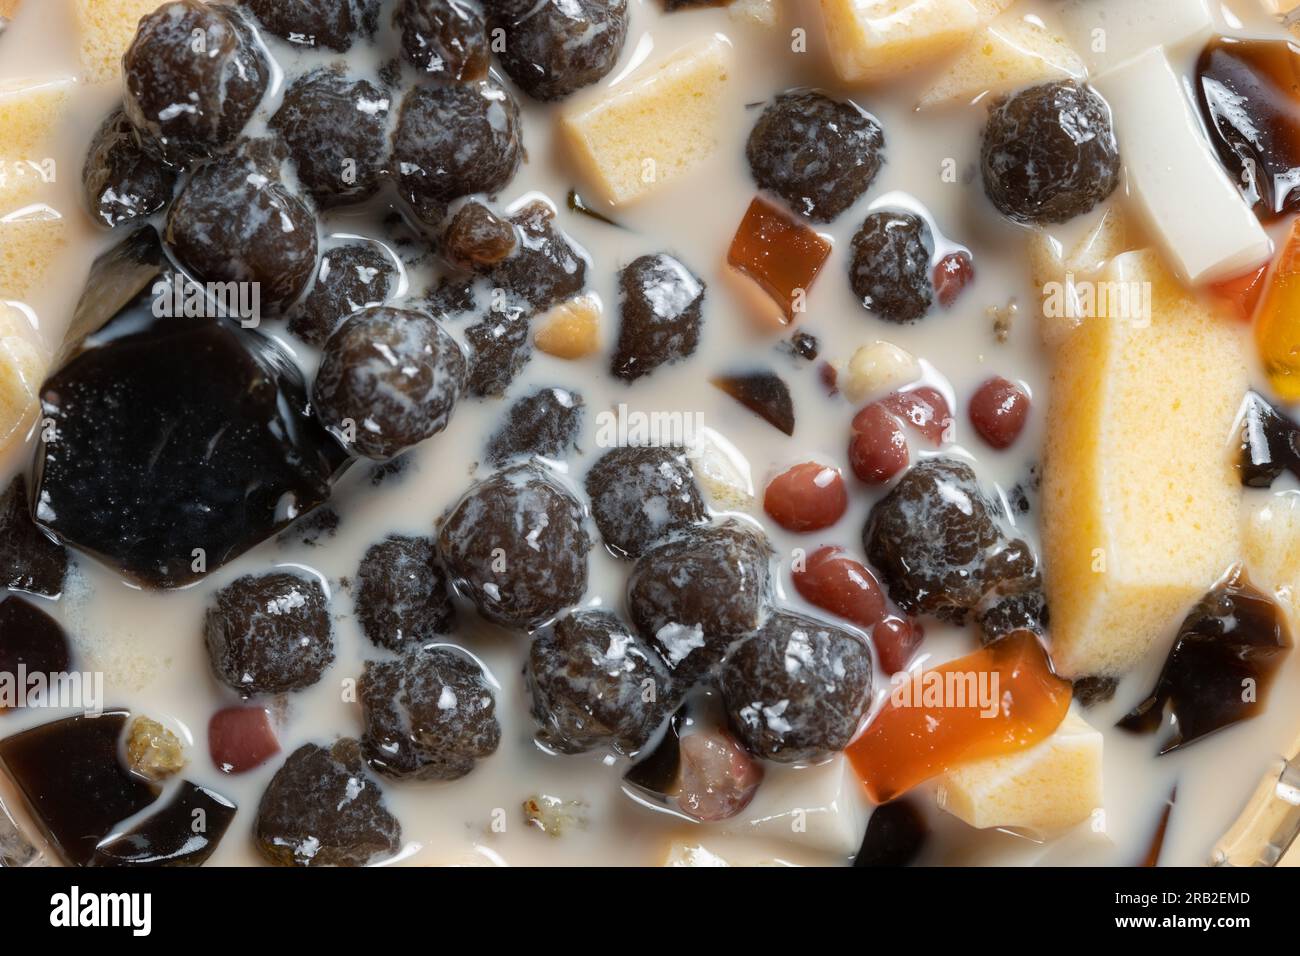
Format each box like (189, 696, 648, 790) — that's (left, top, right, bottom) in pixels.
(933, 251, 975, 308)
(881, 386, 953, 445)
(872, 616, 924, 675)
(969, 376, 1030, 449)
(209, 706, 280, 775)
(764, 461, 848, 532)
(792, 545, 886, 630)
(849, 403, 908, 483)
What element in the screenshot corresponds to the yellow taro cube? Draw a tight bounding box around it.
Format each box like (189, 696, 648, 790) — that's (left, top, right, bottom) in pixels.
(561, 37, 733, 207)
(819, 0, 981, 84)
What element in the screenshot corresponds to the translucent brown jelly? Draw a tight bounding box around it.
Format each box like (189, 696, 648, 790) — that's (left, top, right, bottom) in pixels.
(1197, 37, 1300, 221)
(31, 227, 349, 589)
(0, 596, 71, 712)
(1118, 567, 1291, 754)
(1237, 389, 1300, 487)
(727, 196, 832, 325)
(0, 712, 159, 866)
(711, 370, 795, 436)
(90, 781, 236, 867)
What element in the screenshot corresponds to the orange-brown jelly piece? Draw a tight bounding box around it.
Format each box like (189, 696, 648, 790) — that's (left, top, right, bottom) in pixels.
(846, 630, 1071, 804)
(1210, 263, 1268, 323)
(1255, 220, 1300, 400)
(727, 196, 831, 325)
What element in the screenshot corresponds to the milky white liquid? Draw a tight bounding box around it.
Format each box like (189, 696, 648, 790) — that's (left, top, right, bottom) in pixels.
(1, 0, 1298, 867)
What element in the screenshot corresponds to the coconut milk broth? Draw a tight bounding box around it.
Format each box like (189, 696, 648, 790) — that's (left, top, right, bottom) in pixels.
(1, 0, 1299, 866)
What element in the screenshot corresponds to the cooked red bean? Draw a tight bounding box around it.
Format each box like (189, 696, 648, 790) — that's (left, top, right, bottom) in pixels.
(933, 251, 975, 308)
(792, 545, 886, 630)
(209, 706, 280, 774)
(872, 616, 923, 675)
(881, 386, 953, 445)
(764, 462, 848, 532)
(849, 403, 909, 484)
(969, 376, 1030, 449)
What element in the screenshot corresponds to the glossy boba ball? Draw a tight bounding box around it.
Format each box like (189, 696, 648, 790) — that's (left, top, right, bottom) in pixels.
(124, 0, 269, 160)
(270, 68, 391, 209)
(312, 307, 466, 461)
(981, 81, 1120, 225)
(489, 0, 629, 101)
(392, 81, 523, 226)
(164, 143, 319, 314)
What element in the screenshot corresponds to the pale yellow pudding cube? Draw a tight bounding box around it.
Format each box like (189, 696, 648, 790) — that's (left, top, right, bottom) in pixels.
(1042, 249, 1245, 677)
(0, 301, 48, 452)
(937, 711, 1104, 834)
(819, 0, 981, 85)
(918, 14, 1084, 108)
(0, 205, 68, 302)
(560, 37, 733, 207)
(75, 0, 161, 84)
(0, 77, 73, 165)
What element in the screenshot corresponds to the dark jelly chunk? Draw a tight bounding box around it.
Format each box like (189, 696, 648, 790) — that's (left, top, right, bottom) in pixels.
(437, 464, 590, 630)
(254, 739, 401, 867)
(31, 228, 347, 589)
(0, 712, 159, 867)
(203, 572, 335, 696)
(746, 89, 885, 223)
(712, 370, 795, 436)
(313, 307, 466, 461)
(1237, 389, 1300, 488)
(82, 108, 177, 229)
(485, 386, 584, 466)
(0, 597, 71, 711)
(1119, 567, 1291, 754)
(855, 799, 928, 867)
(89, 781, 237, 867)
(1197, 37, 1300, 221)
(718, 609, 872, 763)
(124, 1, 269, 160)
(269, 69, 391, 209)
(0, 475, 68, 597)
(611, 253, 705, 382)
(355, 534, 454, 651)
(360, 646, 500, 780)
